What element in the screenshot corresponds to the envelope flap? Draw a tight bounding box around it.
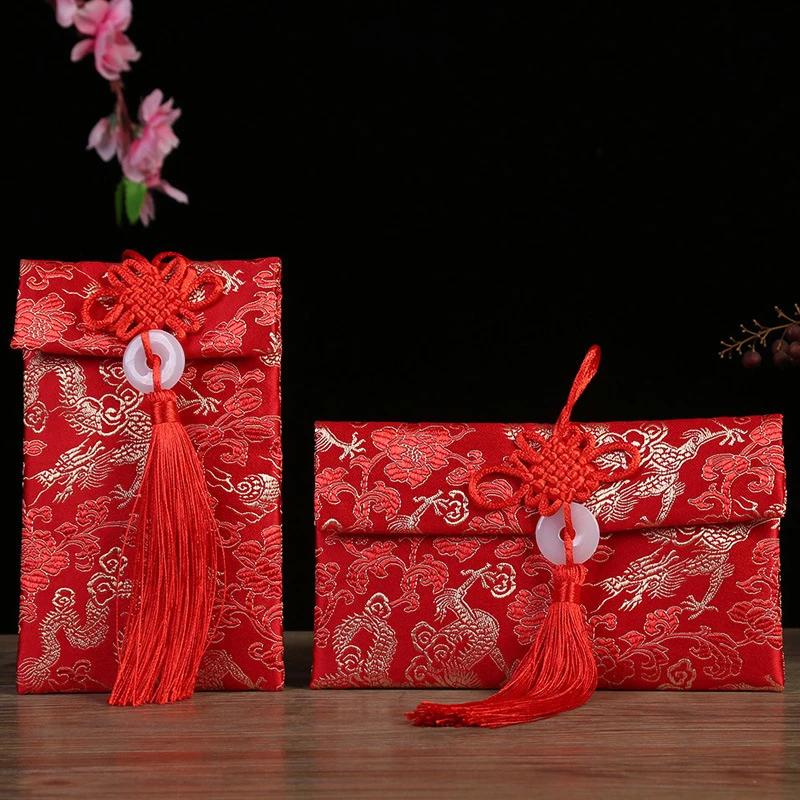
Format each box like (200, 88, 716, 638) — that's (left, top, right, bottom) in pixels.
(11, 256, 281, 359)
(314, 416, 786, 536)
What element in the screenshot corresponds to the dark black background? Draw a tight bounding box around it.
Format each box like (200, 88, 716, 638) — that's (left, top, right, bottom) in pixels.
(3, 2, 799, 633)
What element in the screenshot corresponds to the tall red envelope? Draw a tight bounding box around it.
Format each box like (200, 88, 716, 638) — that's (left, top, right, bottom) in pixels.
(312, 417, 785, 691)
(11, 255, 284, 693)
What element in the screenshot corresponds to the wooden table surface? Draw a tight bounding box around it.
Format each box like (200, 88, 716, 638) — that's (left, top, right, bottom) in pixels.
(1, 631, 798, 799)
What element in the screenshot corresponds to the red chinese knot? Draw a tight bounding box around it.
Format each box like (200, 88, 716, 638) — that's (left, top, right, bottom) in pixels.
(81, 250, 224, 342)
(469, 346, 641, 518)
(410, 345, 644, 727)
(469, 425, 641, 516)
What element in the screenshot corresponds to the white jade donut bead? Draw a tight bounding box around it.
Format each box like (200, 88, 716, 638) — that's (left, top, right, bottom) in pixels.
(535, 502, 600, 565)
(122, 330, 185, 392)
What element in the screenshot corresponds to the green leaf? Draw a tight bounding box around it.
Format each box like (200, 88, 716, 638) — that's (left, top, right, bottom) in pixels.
(114, 180, 125, 227)
(124, 179, 148, 225)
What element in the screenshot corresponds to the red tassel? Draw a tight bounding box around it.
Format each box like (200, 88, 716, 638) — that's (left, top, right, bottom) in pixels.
(407, 562, 596, 727)
(407, 346, 641, 728)
(109, 335, 220, 706)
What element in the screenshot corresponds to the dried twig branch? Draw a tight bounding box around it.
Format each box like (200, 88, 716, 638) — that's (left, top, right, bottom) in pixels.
(719, 304, 800, 358)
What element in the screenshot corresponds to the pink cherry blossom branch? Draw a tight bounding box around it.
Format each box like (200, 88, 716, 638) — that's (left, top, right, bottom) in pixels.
(46, 0, 187, 226)
(111, 79, 135, 155)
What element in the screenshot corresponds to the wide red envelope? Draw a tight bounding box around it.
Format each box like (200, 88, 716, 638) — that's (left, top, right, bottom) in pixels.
(312, 418, 785, 691)
(11, 256, 284, 693)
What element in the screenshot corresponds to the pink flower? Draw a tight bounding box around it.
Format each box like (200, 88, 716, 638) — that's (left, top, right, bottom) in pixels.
(118, 90, 186, 224)
(86, 115, 123, 162)
(122, 90, 181, 183)
(71, 0, 141, 81)
(138, 89, 181, 157)
(137, 173, 188, 227)
(55, 0, 79, 28)
(147, 174, 187, 202)
(138, 192, 156, 226)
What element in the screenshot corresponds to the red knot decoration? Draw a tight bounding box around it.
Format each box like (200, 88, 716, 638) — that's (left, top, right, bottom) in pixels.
(468, 347, 640, 520)
(81, 250, 224, 342)
(408, 345, 642, 728)
(81, 250, 226, 707)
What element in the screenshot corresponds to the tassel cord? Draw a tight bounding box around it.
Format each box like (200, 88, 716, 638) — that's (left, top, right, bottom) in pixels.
(109, 330, 224, 706)
(406, 346, 635, 728)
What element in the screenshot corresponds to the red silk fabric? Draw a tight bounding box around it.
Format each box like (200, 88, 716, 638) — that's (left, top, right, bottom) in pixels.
(12, 256, 284, 694)
(312, 418, 785, 690)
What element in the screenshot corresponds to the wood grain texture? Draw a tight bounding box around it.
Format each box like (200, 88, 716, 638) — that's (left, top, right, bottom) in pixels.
(0, 631, 798, 799)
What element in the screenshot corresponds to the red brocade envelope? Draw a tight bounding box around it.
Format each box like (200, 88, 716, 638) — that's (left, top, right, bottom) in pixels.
(312, 410, 786, 695)
(11, 253, 284, 696)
